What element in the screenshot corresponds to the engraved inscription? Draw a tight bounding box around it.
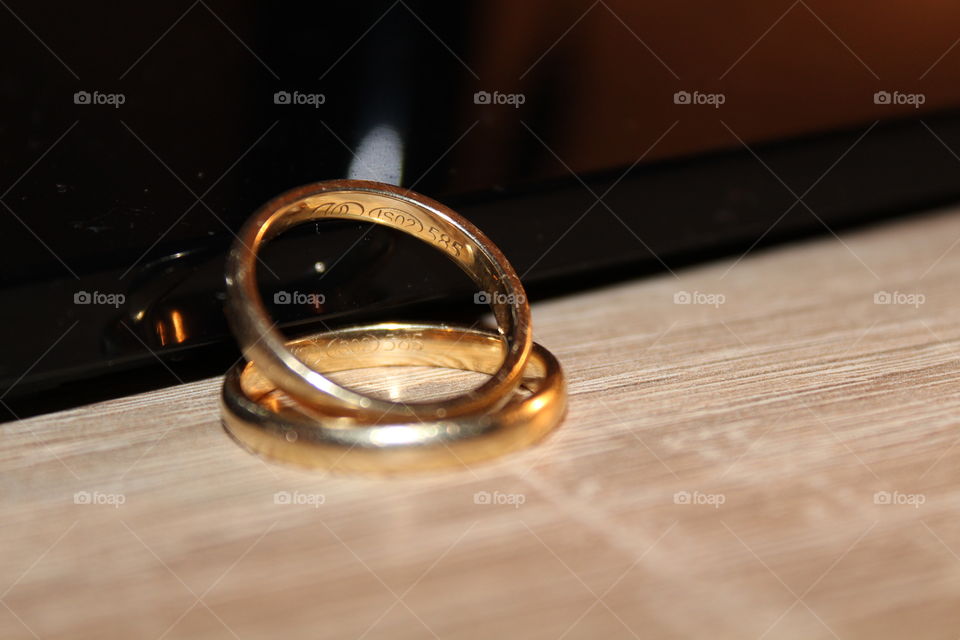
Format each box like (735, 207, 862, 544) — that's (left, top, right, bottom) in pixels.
(310, 199, 468, 257)
(311, 201, 365, 217)
(427, 226, 466, 257)
(366, 207, 425, 235)
(326, 334, 425, 358)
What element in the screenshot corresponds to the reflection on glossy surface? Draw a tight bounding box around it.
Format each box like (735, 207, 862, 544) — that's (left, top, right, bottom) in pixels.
(156, 309, 188, 346)
(348, 124, 404, 185)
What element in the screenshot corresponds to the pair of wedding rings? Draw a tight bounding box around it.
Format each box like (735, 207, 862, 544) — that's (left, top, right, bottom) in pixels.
(219, 180, 567, 472)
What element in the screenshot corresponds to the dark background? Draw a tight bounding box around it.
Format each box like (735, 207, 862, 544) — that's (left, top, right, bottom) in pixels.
(4, 0, 960, 418)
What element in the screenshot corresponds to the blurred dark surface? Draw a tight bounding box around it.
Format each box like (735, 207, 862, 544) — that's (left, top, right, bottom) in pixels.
(4, 0, 960, 418)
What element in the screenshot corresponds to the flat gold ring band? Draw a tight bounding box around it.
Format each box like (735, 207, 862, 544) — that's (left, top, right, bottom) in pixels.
(220, 323, 566, 473)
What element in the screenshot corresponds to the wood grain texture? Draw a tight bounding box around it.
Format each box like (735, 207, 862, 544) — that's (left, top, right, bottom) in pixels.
(3, 209, 960, 639)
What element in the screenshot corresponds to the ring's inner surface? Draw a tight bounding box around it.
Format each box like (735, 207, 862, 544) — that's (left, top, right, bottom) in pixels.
(240, 327, 544, 414)
(267, 190, 516, 333)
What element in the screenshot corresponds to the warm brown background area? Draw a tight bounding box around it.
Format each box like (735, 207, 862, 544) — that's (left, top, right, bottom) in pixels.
(461, 0, 960, 188)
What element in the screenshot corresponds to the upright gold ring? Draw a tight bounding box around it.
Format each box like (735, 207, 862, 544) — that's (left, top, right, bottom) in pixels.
(225, 180, 532, 422)
(221, 323, 566, 472)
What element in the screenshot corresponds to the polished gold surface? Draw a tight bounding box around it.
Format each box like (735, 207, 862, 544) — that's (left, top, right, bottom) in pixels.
(225, 180, 532, 422)
(220, 323, 566, 473)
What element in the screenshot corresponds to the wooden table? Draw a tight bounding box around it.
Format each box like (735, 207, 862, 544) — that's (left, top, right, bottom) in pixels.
(3, 208, 960, 639)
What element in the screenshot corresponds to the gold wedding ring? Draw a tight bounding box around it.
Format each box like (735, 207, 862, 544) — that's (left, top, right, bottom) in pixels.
(221, 323, 565, 472)
(225, 180, 531, 421)
(221, 181, 566, 472)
